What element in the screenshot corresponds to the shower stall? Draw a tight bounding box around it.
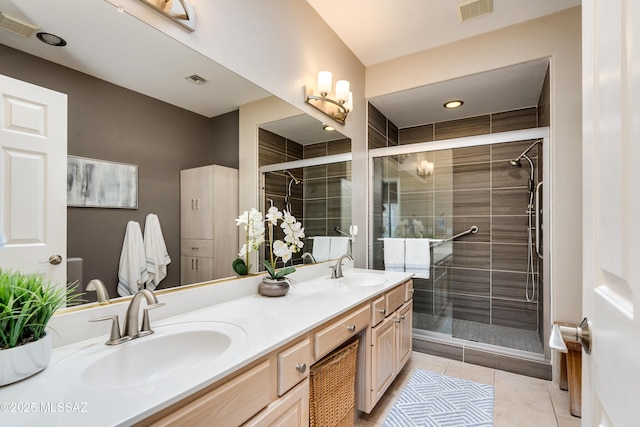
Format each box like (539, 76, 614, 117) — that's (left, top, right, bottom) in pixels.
(369, 129, 550, 369)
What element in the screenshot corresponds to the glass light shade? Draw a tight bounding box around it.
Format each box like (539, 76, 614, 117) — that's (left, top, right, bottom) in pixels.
(335, 80, 350, 103)
(343, 91, 354, 112)
(317, 71, 332, 95)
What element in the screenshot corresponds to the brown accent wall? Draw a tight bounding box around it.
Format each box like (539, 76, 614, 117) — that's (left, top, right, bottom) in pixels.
(0, 44, 239, 301)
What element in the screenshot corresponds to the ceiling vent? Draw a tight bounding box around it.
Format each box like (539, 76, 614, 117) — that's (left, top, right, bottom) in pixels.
(185, 74, 208, 85)
(457, 0, 493, 23)
(0, 12, 40, 37)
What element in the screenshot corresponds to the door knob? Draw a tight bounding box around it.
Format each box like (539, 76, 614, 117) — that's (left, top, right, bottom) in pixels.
(41, 254, 62, 265)
(550, 317, 591, 354)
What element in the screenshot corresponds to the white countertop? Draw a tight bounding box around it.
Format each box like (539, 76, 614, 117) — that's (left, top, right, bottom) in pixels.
(0, 268, 412, 426)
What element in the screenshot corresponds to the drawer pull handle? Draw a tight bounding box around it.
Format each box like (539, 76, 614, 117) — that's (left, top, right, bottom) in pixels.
(191, 247, 199, 250)
(399, 315, 406, 320)
(347, 325, 356, 332)
(395, 318, 402, 324)
(396, 315, 406, 324)
(378, 309, 386, 315)
(296, 363, 307, 373)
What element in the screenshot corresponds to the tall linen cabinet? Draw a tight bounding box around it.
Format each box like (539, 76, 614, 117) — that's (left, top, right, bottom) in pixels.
(180, 165, 238, 285)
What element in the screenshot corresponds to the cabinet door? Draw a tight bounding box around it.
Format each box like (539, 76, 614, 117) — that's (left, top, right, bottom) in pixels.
(244, 379, 309, 427)
(371, 315, 396, 406)
(180, 256, 213, 285)
(396, 302, 413, 370)
(211, 165, 239, 279)
(181, 166, 214, 239)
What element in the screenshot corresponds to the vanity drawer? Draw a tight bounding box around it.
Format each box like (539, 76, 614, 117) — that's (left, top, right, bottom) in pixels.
(371, 296, 386, 327)
(405, 280, 414, 302)
(314, 304, 370, 360)
(385, 284, 405, 315)
(150, 358, 275, 426)
(278, 337, 311, 396)
(181, 239, 214, 257)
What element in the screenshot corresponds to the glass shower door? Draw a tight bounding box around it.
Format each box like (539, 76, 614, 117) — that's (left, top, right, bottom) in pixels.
(371, 152, 454, 337)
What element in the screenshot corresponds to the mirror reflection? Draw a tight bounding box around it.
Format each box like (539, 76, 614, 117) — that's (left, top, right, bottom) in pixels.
(258, 116, 352, 269)
(0, 2, 352, 308)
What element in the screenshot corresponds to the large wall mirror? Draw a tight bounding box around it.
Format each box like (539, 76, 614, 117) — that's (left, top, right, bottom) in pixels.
(0, 0, 351, 308)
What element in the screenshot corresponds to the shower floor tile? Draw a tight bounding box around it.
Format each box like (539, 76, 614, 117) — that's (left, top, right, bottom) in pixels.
(414, 312, 544, 354)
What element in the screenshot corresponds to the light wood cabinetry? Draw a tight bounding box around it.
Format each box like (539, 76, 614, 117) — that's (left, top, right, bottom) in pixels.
(143, 278, 413, 426)
(148, 358, 276, 427)
(371, 314, 397, 404)
(278, 338, 311, 396)
(369, 281, 413, 410)
(244, 380, 309, 427)
(313, 304, 370, 361)
(180, 165, 238, 284)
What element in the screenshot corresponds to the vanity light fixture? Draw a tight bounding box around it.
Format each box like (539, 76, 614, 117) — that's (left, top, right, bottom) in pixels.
(137, 0, 196, 32)
(0, 12, 40, 37)
(305, 71, 353, 125)
(443, 100, 464, 109)
(417, 160, 434, 177)
(36, 32, 67, 47)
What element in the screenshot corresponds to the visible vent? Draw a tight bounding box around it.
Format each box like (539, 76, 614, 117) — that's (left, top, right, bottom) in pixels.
(457, 0, 493, 23)
(185, 74, 208, 85)
(0, 12, 40, 37)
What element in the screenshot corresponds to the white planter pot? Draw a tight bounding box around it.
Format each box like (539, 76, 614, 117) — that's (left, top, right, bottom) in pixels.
(0, 333, 52, 386)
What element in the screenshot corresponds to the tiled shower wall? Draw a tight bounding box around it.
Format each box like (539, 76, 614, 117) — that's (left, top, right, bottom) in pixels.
(259, 128, 351, 262)
(302, 139, 352, 240)
(369, 103, 545, 332)
(259, 128, 304, 263)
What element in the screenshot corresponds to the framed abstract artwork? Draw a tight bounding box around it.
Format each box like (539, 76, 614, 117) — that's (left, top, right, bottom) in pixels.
(67, 156, 138, 209)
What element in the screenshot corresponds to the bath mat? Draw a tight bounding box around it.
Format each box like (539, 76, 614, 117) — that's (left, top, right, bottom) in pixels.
(383, 369, 494, 427)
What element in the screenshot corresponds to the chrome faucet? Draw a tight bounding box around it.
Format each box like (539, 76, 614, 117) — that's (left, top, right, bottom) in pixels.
(330, 254, 353, 279)
(122, 289, 165, 339)
(301, 252, 317, 264)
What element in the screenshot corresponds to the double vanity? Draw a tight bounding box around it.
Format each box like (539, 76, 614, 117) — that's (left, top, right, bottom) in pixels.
(0, 263, 413, 426)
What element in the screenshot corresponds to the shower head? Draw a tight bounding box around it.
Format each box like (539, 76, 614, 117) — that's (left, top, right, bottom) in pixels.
(284, 170, 301, 184)
(508, 159, 522, 168)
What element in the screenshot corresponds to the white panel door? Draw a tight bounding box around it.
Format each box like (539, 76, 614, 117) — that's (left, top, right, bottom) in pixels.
(0, 74, 67, 286)
(582, 1, 640, 425)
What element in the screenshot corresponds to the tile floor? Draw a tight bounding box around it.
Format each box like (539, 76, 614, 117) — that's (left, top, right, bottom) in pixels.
(414, 313, 544, 354)
(355, 351, 580, 427)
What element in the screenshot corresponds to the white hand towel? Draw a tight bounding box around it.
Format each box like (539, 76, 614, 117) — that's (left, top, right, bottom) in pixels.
(405, 238, 431, 279)
(329, 237, 350, 259)
(117, 221, 148, 297)
(312, 236, 331, 262)
(144, 214, 171, 291)
(383, 238, 406, 272)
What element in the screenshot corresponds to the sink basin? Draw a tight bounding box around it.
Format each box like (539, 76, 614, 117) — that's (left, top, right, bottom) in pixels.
(337, 273, 387, 287)
(80, 321, 245, 389)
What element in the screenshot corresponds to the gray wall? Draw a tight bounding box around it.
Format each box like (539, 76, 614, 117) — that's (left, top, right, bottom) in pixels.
(0, 44, 239, 301)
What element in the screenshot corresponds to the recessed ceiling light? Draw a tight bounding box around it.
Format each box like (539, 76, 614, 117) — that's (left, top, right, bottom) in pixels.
(443, 100, 464, 109)
(323, 124, 335, 131)
(36, 32, 66, 46)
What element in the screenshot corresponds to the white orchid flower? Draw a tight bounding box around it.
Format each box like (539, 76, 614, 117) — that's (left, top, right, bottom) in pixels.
(282, 210, 297, 224)
(235, 210, 249, 226)
(265, 206, 283, 225)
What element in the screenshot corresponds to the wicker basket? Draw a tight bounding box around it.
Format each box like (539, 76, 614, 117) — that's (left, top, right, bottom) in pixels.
(309, 337, 360, 427)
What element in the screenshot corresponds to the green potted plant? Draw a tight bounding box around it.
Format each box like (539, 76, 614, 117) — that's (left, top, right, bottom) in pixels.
(233, 206, 305, 297)
(0, 268, 79, 386)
